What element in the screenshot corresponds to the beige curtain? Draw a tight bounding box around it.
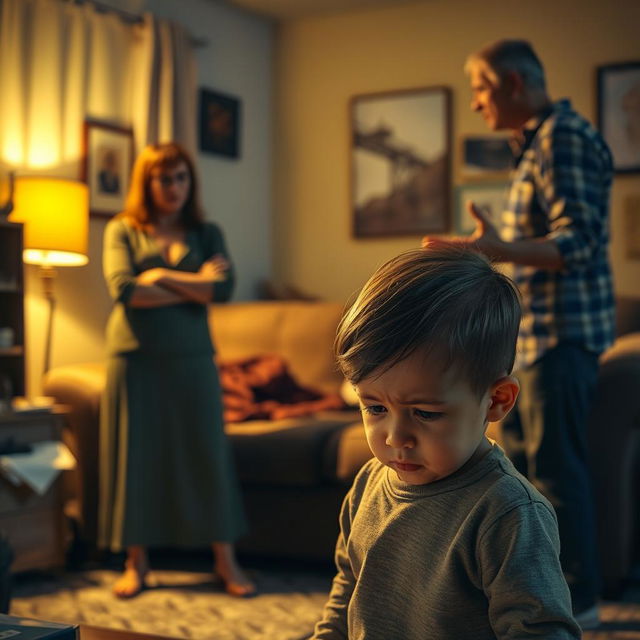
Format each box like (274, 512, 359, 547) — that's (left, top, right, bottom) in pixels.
(0, 0, 197, 175)
(130, 14, 197, 155)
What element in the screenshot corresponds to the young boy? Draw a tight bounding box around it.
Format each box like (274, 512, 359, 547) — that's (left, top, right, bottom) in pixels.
(312, 247, 580, 639)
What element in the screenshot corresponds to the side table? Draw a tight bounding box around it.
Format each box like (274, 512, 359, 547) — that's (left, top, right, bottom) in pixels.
(0, 408, 68, 572)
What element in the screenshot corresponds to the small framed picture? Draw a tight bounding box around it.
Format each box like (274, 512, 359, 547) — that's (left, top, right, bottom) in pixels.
(198, 88, 241, 159)
(82, 120, 134, 217)
(460, 135, 513, 180)
(456, 182, 510, 234)
(597, 62, 640, 174)
(624, 195, 640, 260)
(351, 85, 451, 238)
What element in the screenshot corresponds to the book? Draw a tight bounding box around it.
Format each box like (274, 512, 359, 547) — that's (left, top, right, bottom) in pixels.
(0, 614, 77, 639)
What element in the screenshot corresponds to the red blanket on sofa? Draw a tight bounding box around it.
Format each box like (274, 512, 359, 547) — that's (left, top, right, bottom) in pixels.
(219, 355, 346, 423)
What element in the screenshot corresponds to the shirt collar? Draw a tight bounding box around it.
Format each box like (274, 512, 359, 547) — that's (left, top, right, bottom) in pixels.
(510, 99, 572, 165)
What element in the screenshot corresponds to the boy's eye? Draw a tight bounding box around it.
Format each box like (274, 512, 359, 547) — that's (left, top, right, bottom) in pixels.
(414, 409, 443, 421)
(362, 405, 386, 416)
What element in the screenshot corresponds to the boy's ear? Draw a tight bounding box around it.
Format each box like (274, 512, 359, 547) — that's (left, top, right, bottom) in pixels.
(486, 375, 519, 423)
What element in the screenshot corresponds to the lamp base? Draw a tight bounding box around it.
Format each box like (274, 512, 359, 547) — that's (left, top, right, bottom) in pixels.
(39, 265, 57, 299)
(39, 265, 57, 375)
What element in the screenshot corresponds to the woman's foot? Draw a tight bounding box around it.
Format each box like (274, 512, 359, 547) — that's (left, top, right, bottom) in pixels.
(215, 562, 256, 597)
(213, 542, 256, 597)
(113, 545, 150, 598)
(112, 566, 148, 598)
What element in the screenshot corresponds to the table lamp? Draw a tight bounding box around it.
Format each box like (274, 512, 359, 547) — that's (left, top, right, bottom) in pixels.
(9, 177, 89, 375)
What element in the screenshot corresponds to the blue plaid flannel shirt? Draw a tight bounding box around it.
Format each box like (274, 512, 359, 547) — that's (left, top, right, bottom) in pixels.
(502, 99, 615, 369)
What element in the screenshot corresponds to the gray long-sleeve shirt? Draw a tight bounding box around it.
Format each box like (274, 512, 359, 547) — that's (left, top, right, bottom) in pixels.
(313, 443, 580, 639)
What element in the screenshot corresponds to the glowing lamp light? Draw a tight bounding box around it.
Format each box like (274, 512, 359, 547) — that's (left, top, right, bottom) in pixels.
(9, 176, 89, 374)
(11, 177, 89, 267)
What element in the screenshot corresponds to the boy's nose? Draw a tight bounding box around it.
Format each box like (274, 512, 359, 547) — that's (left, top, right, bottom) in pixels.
(385, 419, 416, 449)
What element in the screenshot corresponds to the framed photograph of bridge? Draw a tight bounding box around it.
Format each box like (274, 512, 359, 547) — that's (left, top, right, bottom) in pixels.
(350, 86, 451, 238)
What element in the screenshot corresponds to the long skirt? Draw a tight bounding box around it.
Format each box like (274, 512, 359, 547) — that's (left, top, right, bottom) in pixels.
(98, 353, 248, 551)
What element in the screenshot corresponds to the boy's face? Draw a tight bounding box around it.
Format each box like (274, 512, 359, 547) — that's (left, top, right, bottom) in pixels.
(355, 348, 496, 486)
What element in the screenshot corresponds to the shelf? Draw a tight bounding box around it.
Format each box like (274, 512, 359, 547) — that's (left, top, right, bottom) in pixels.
(0, 346, 23, 357)
(0, 221, 25, 396)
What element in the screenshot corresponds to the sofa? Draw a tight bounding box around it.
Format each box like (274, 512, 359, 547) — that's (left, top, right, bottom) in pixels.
(586, 297, 640, 596)
(44, 298, 640, 593)
(43, 301, 371, 563)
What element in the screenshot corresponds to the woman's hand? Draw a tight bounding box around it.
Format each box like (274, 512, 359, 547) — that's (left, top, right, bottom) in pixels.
(199, 254, 229, 282)
(137, 267, 168, 286)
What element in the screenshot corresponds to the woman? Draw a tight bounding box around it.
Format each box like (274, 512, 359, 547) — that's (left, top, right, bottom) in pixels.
(100, 142, 254, 598)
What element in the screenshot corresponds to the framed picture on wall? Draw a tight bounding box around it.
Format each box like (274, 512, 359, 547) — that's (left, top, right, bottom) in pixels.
(460, 135, 513, 180)
(82, 120, 134, 217)
(350, 85, 451, 238)
(455, 182, 509, 234)
(624, 195, 640, 260)
(198, 88, 241, 159)
(597, 61, 640, 174)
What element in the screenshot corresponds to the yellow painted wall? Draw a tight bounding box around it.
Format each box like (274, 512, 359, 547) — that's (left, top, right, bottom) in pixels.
(273, 0, 640, 303)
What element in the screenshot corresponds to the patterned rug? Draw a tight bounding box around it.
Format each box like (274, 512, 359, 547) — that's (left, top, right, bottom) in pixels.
(8, 565, 640, 639)
(9, 567, 332, 639)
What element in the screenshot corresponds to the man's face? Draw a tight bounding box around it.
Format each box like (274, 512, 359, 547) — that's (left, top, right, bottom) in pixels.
(355, 348, 494, 486)
(468, 61, 516, 131)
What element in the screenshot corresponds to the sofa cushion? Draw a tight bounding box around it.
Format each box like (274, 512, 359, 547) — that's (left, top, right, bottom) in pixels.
(325, 420, 372, 484)
(210, 301, 346, 395)
(227, 411, 361, 486)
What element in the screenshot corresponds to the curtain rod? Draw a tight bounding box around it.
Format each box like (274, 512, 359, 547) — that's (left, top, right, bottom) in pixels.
(64, 0, 210, 47)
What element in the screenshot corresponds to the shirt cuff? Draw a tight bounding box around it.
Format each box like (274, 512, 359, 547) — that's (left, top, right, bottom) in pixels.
(115, 280, 136, 304)
(547, 228, 592, 270)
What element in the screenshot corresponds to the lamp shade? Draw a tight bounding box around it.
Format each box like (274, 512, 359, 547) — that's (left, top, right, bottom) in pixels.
(9, 177, 89, 266)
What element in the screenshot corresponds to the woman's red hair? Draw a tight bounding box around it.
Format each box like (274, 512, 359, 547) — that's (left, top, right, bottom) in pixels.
(120, 142, 204, 228)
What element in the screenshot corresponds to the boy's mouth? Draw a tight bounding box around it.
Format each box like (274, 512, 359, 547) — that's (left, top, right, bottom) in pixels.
(390, 461, 423, 472)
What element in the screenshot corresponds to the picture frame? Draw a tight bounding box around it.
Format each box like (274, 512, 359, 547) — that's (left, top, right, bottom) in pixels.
(624, 195, 640, 260)
(350, 86, 451, 238)
(597, 61, 640, 174)
(455, 182, 510, 235)
(82, 120, 134, 217)
(460, 135, 513, 180)
(198, 88, 241, 159)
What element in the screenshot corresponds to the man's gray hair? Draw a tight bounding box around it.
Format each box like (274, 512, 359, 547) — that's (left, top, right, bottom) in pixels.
(465, 39, 546, 91)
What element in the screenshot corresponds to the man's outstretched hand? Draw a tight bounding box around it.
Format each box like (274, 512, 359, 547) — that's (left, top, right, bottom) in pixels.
(421, 201, 505, 260)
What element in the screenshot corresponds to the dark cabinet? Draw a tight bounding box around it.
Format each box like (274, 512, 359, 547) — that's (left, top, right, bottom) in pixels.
(0, 220, 24, 399)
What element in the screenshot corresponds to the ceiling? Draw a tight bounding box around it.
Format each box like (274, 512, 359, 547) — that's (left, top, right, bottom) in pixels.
(220, 0, 417, 21)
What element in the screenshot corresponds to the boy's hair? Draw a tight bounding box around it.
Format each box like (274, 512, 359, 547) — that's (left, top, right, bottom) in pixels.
(335, 247, 521, 397)
(464, 39, 546, 92)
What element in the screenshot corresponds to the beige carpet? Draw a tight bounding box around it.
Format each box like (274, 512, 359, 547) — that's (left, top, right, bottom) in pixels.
(583, 602, 640, 640)
(8, 566, 640, 639)
(9, 568, 331, 640)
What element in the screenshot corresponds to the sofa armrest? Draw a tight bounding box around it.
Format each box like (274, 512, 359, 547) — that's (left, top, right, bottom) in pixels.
(43, 363, 106, 543)
(587, 333, 640, 594)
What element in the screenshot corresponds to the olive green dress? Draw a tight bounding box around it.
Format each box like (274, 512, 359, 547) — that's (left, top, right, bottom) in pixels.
(99, 217, 247, 551)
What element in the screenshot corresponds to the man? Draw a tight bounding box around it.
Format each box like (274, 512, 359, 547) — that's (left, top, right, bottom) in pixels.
(422, 39, 615, 629)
